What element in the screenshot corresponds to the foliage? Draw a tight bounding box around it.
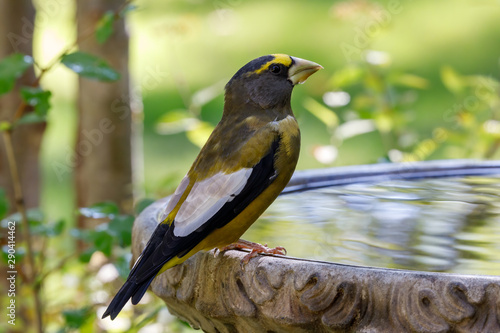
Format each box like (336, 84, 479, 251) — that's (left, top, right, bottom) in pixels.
(0, 193, 167, 331)
(439, 67, 500, 159)
(20, 87, 52, 117)
(157, 50, 498, 168)
(0, 4, 190, 332)
(155, 80, 225, 149)
(76, 204, 135, 257)
(95, 11, 116, 44)
(61, 52, 121, 82)
(298, 53, 499, 166)
(309, 54, 431, 163)
(0, 53, 33, 95)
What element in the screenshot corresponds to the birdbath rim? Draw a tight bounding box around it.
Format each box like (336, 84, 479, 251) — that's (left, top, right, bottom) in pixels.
(132, 159, 500, 332)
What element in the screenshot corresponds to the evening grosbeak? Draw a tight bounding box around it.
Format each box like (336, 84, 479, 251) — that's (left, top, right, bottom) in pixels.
(103, 54, 322, 320)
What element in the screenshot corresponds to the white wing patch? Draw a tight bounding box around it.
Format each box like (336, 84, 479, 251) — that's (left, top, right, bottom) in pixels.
(173, 168, 253, 237)
(158, 175, 190, 221)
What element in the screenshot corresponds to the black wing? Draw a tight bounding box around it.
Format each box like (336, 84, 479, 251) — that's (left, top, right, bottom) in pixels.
(102, 138, 280, 320)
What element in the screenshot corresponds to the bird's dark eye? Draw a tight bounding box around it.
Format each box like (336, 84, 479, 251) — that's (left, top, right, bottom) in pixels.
(269, 64, 281, 74)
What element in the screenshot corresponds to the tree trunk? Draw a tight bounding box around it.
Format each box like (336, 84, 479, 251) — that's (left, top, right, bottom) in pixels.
(0, 0, 42, 213)
(75, 0, 132, 230)
(0, 1, 43, 331)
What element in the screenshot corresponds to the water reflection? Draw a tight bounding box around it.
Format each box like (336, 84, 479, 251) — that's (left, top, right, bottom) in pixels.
(243, 176, 500, 275)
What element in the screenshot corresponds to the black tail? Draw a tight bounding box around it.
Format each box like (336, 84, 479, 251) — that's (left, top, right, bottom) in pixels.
(101, 139, 281, 320)
(101, 274, 156, 320)
(102, 223, 172, 320)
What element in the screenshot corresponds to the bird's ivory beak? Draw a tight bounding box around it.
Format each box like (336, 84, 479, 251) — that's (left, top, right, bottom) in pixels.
(288, 56, 323, 85)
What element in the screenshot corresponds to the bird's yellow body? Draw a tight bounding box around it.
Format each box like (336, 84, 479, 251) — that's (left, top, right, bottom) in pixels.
(103, 54, 321, 320)
(159, 114, 300, 273)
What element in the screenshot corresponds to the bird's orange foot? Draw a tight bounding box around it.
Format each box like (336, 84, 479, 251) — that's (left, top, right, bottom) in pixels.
(220, 239, 287, 264)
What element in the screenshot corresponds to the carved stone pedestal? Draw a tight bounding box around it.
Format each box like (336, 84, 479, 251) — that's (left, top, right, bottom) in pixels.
(133, 196, 500, 333)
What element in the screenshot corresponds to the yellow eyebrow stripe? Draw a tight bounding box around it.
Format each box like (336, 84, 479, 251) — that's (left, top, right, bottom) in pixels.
(251, 54, 292, 74)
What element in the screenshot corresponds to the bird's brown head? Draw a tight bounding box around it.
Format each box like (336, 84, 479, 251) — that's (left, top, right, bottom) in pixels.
(224, 54, 322, 111)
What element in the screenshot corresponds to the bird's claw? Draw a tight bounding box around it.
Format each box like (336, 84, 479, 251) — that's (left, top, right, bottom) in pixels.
(220, 239, 287, 267)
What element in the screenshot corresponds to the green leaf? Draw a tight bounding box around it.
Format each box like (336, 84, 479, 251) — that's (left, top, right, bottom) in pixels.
(79, 201, 119, 219)
(156, 109, 199, 135)
(135, 198, 155, 215)
(53, 219, 65, 235)
(441, 66, 464, 94)
(95, 11, 115, 44)
(78, 247, 96, 263)
(0, 53, 33, 95)
(330, 65, 364, 88)
(16, 112, 46, 125)
(390, 73, 429, 90)
(29, 219, 46, 236)
(28, 216, 64, 237)
(303, 97, 339, 128)
(63, 307, 93, 329)
(191, 81, 225, 107)
(108, 215, 134, 247)
(0, 188, 9, 219)
(5, 208, 43, 224)
(93, 231, 113, 256)
(20, 86, 51, 116)
(33, 219, 65, 237)
(61, 52, 120, 82)
(28, 209, 44, 222)
(186, 121, 214, 148)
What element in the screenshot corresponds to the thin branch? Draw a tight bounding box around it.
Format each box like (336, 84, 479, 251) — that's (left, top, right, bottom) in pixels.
(2, 130, 43, 333)
(12, 100, 27, 122)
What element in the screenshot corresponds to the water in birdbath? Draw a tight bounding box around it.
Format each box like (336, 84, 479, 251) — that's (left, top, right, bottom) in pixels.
(243, 176, 500, 275)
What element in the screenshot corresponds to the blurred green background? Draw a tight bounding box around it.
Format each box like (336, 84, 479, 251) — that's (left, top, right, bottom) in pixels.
(40, 0, 500, 224)
(11, 0, 498, 331)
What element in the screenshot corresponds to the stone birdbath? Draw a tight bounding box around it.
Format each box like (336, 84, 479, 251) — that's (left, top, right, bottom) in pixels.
(132, 160, 500, 332)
